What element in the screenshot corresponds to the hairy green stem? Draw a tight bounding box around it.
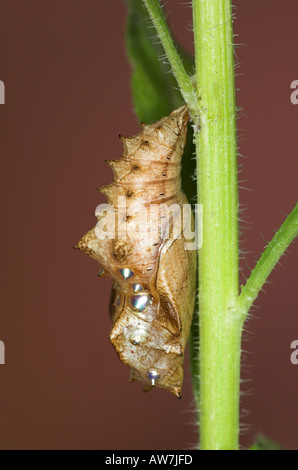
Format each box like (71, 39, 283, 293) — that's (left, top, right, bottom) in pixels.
(238, 203, 298, 320)
(141, 0, 298, 451)
(142, 0, 198, 116)
(193, 0, 239, 449)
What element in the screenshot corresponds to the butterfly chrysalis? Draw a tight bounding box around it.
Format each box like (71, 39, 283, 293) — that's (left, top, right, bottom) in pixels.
(75, 106, 196, 398)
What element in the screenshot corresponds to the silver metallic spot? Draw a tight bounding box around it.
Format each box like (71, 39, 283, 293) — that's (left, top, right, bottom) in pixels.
(97, 268, 105, 277)
(119, 268, 134, 281)
(130, 336, 142, 345)
(147, 370, 160, 386)
(129, 294, 151, 313)
(132, 284, 143, 293)
(130, 328, 147, 346)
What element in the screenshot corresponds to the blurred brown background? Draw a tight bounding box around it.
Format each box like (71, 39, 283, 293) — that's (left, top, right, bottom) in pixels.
(0, 0, 297, 450)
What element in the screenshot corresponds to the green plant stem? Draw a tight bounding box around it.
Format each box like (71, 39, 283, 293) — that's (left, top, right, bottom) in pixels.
(141, 0, 298, 452)
(142, 0, 198, 116)
(238, 203, 298, 320)
(193, 0, 239, 449)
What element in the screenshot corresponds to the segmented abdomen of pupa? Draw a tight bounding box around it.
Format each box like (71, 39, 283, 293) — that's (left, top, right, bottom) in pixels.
(76, 105, 196, 398)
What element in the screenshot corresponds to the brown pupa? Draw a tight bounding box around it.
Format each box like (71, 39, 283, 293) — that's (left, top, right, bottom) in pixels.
(75, 105, 196, 398)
